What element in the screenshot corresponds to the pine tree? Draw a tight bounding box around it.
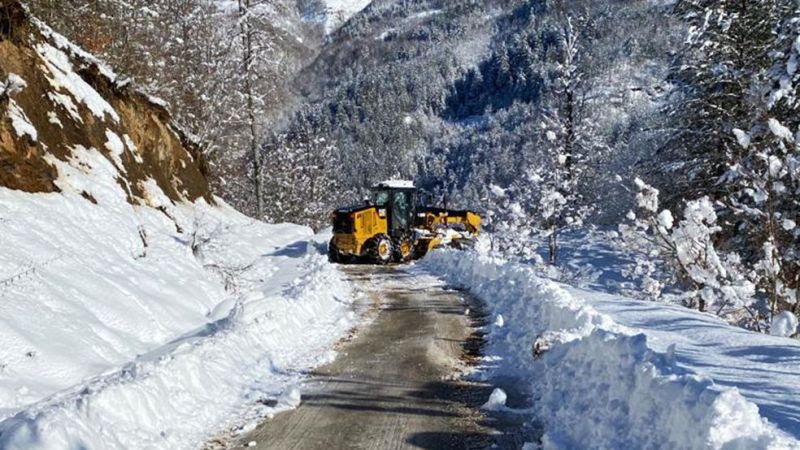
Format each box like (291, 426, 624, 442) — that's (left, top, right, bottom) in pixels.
(726, 1, 800, 319)
(662, 0, 777, 204)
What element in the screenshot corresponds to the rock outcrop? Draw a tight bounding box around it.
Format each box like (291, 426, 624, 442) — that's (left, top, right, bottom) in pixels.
(0, 0, 212, 205)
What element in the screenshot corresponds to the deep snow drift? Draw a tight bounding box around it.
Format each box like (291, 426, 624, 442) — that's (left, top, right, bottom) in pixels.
(0, 174, 357, 449)
(420, 247, 800, 449)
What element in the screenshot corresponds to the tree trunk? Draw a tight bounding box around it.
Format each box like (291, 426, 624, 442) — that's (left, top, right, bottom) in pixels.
(564, 86, 575, 179)
(240, 0, 264, 219)
(765, 172, 779, 318)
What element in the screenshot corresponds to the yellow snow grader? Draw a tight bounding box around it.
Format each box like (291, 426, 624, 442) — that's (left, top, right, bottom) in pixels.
(328, 181, 481, 264)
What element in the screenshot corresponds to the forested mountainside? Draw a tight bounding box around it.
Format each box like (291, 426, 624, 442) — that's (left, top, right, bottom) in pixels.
(277, 0, 679, 227)
(25, 0, 800, 332)
(277, 0, 800, 332)
(27, 0, 677, 226)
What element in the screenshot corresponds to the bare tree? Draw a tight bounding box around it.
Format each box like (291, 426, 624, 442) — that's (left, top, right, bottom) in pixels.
(239, 0, 265, 219)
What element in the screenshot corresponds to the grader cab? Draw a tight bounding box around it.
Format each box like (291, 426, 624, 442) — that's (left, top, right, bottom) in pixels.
(328, 181, 481, 264)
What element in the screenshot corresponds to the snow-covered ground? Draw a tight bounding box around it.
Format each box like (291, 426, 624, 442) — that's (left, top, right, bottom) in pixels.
(0, 148, 357, 448)
(420, 246, 800, 449)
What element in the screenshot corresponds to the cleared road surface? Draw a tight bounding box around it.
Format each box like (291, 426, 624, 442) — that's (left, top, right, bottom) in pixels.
(233, 265, 534, 449)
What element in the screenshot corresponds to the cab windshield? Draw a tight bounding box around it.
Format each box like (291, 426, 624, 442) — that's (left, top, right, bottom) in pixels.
(373, 190, 390, 206)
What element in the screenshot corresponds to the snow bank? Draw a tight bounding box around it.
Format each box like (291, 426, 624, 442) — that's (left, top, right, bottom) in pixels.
(0, 145, 356, 448)
(0, 241, 353, 450)
(420, 249, 800, 449)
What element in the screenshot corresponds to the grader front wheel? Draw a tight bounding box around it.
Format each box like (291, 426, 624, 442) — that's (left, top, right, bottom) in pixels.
(394, 238, 413, 262)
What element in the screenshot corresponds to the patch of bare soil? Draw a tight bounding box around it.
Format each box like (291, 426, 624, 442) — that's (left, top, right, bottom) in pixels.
(0, 0, 212, 204)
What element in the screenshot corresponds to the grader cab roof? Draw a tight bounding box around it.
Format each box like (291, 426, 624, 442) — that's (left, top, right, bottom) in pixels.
(373, 180, 415, 189)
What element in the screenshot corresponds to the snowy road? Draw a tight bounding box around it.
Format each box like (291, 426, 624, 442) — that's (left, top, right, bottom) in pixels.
(233, 265, 534, 449)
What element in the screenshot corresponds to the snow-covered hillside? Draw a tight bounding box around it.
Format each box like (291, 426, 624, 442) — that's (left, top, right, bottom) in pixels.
(421, 248, 800, 449)
(0, 4, 358, 448)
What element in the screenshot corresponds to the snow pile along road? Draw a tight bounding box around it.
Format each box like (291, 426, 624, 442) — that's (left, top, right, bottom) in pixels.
(421, 249, 800, 449)
(0, 178, 356, 449)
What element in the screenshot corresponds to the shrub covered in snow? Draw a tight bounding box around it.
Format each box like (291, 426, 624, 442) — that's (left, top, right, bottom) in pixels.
(619, 179, 759, 325)
(771, 311, 799, 338)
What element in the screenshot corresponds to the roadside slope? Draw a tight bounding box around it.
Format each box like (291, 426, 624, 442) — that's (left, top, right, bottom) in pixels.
(0, 1, 210, 203)
(0, 219, 357, 450)
(0, 3, 359, 448)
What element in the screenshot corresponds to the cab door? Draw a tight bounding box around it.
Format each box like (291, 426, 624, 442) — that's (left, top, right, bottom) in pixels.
(390, 190, 414, 237)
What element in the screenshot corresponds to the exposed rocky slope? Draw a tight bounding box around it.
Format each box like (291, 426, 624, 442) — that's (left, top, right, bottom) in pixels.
(0, 0, 211, 205)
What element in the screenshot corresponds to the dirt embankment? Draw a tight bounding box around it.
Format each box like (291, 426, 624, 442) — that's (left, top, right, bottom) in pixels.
(0, 0, 212, 204)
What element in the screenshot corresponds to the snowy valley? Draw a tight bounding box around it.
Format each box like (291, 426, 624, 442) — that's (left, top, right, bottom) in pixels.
(301, 0, 374, 34)
(2, 0, 800, 449)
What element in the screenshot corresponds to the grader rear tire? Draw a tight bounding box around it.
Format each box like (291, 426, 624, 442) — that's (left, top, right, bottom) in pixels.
(328, 240, 341, 263)
(368, 235, 393, 265)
